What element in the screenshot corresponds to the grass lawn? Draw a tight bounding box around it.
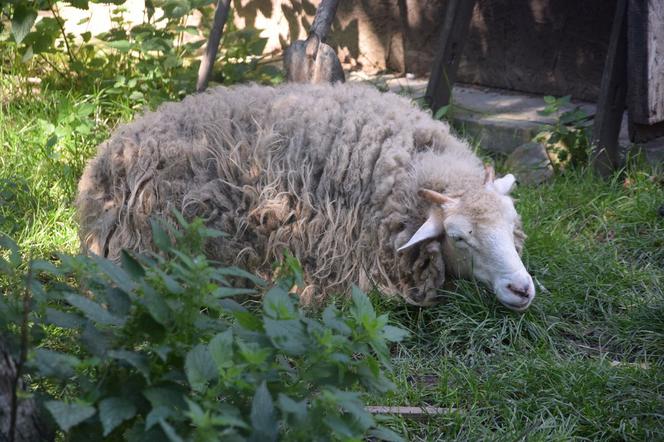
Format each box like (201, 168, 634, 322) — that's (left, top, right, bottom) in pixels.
(1, 79, 663, 440)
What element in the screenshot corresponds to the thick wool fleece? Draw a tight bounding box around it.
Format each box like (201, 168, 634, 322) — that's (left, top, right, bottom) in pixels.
(77, 83, 512, 304)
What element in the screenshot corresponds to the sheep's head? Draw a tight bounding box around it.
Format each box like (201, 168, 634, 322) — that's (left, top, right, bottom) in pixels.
(398, 166, 535, 312)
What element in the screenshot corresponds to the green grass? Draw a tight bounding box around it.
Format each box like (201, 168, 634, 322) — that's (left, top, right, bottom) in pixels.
(370, 170, 664, 440)
(2, 73, 663, 440)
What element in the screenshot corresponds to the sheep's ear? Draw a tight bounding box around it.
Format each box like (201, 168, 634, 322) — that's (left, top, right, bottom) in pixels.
(397, 213, 444, 252)
(491, 174, 517, 195)
(483, 164, 496, 184)
(418, 188, 458, 208)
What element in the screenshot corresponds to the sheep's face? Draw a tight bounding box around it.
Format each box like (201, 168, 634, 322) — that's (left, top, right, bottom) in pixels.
(398, 171, 535, 312)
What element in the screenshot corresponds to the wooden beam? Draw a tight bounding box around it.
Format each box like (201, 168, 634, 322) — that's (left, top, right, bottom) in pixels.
(627, 0, 664, 126)
(627, 0, 664, 147)
(591, 0, 628, 174)
(425, 0, 477, 114)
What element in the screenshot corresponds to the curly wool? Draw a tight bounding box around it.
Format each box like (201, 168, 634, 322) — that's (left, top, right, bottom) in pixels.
(77, 83, 516, 304)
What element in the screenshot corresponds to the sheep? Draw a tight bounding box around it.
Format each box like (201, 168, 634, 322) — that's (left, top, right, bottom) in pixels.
(77, 82, 535, 311)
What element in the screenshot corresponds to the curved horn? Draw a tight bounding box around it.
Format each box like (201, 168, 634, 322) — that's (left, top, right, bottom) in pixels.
(483, 164, 495, 184)
(418, 188, 456, 206)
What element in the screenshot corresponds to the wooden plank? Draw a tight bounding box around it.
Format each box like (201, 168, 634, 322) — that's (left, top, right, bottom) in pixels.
(365, 406, 452, 419)
(425, 0, 477, 114)
(629, 121, 664, 143)
(627, 0, 664, 125)
(591, 0, 628, 173)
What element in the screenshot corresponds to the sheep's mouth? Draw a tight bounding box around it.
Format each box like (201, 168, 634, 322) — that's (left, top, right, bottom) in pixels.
(500, 300, 530, 312)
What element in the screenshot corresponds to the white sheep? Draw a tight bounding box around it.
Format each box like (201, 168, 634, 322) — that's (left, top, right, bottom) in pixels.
(77, 83, 535, 311)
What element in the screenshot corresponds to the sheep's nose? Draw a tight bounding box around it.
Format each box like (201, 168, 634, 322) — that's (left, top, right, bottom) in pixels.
(507, 283, 531, 298)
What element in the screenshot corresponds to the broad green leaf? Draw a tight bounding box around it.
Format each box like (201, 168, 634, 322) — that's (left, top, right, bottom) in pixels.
(65, 293, 125, 326)
(11, 5, 37, 44)
(76, 102, 95, 117)
(277, 394, 307, 423)
(129, 91, 144, 101)
(233, 311, 263, 331)
(249, 381, 277, 442)
(350, 285, 375, 325)
(0, 235, 21, 268)
(23, 18, 60, 54)
(45, 400, 96, 432)
(143, 386, 187, 411)
(109, 350, 150, 380)
(91, 255, 136, 293)
(382, 325, 409, 342)
(263, 286, 296, 320)
(368, 427, 406, 442)
(81, 322, 112, 356)
(236, 340, 271, 366)
(263, 318, 307, 356)
(209, 329, 234, 369)
(44, 307, 85, 329)
(211, 287, 256, 298)
(162, 0, 192, 19)
(99, 397, 137, 436)
(145, 406, 173, 430)
(104, 288, 131, 317)
(159, 419, 184, 442)
(322, 305, 351, 335)
(150, 219, 172, 252)
(185, 344, 217, 391)
(67, 0, 90, 9)
(216, 266, 266, 286)
(120, 250, 145, 279)
(433, 105, 450, 120)
(30, 259, 61, 276)
(108, 39, 133, 52)
(31, 348, 80, 379)
(140, 284, 172, 325)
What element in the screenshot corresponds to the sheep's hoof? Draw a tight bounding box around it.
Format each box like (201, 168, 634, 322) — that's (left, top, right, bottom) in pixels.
(403, 288, 444, 306)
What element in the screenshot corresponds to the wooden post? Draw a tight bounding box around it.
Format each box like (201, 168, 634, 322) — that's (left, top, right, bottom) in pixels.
(425, 0, 477, 114)
(196, 0, 232, 93)
(591, 0, 628, 174)
(627, 0, 664, 143)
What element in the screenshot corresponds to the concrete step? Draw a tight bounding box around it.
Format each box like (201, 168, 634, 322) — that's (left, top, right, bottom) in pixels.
(348, 73, 656, 162)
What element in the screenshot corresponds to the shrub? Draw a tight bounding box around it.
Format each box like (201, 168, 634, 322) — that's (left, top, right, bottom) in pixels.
(535, 95, 592, 168)
(1, 1, 282, 104)
(0, 215, 406, 441)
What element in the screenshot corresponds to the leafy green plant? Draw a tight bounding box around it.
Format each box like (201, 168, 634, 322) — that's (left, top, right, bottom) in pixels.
(1, 1, 282, 105)
(0, 214, 406, 441)
(535, 95, 592, 168)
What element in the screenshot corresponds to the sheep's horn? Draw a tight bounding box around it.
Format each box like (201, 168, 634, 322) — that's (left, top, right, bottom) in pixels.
(418, 188, 456, 206)
(483, 164, 495, 184)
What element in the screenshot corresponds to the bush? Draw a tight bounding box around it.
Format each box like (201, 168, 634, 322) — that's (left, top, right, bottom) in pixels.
(0, 215, 406, 441)
(1, 1, 282, 105)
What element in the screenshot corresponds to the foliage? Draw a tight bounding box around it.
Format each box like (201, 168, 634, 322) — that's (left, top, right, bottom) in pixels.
(535, 95, 593, 168)
(1, 0, 282, 105)
(0, 215, 406, 441)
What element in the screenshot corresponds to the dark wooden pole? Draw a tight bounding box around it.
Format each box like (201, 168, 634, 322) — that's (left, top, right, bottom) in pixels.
(196, 0, 232, 93)
(590, 0, 628, 174)
(425, 0, 477, 113)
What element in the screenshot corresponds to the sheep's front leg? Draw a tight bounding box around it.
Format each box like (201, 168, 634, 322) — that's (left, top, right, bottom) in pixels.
(399, 241, 446, 306)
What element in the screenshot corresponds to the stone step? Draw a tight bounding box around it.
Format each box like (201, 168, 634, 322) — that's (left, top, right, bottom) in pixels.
(348, 73, 654, 161)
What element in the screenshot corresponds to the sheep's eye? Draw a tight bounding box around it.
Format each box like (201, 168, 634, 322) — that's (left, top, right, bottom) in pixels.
(451, 235, 465, 243)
